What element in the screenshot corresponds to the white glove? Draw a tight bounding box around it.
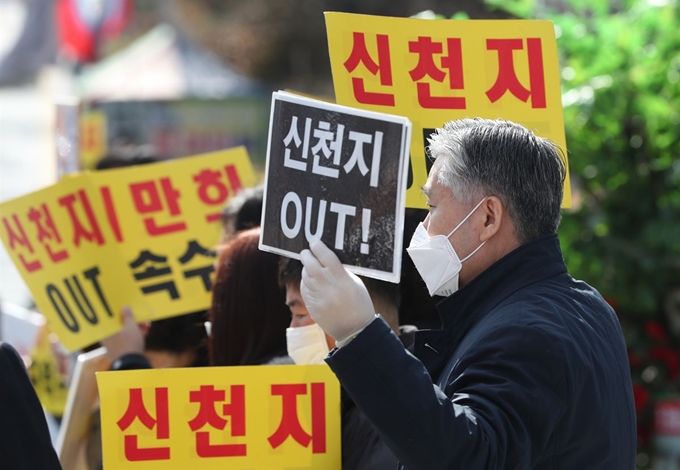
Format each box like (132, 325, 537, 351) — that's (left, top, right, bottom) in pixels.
(300, 239, 376, 343)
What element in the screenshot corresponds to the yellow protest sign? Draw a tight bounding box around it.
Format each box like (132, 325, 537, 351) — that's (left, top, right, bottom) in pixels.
(79, 111, 107, 171)
(88, 147, 257, 323)
(326, 13, 571, 208)
(97, 365, 341, 470)
(0, 175, 142, 351)
(0, 147, 257, 351)
(29, 325, 69, 417)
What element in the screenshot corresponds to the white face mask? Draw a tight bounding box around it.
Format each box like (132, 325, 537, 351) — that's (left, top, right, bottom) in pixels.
(407, 198, 487, 297)
(286, 323, 330, 365)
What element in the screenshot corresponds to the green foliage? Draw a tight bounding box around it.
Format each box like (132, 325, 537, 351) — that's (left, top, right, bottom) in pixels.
(474, 0, 680, 319)
(552, 0, 679, 320)
(485, 0, 535, 18)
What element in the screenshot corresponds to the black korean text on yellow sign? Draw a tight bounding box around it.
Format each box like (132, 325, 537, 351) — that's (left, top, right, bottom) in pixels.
(0, 175, 144, 351)
(0, 148, 256, 351)
(96, 365, 341, 470)
(325, 13, 571, 209)
(87, 148, 256, 326)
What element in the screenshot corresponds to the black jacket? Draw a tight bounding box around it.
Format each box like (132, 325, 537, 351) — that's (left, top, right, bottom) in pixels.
(340, 327, 416, 470)
(326, 234, 636, 469)
(342, 388, 399, 470)
(0, 342, 62, 470)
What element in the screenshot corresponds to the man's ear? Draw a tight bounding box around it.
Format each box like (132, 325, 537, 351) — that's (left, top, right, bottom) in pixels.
(480, 196, 504, 242)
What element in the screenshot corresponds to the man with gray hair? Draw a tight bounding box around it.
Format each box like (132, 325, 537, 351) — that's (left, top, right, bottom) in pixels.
(299, 118, 636, 469)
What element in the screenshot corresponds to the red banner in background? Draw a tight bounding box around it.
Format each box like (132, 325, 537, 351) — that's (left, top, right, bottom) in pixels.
(57, 0, 133, 62)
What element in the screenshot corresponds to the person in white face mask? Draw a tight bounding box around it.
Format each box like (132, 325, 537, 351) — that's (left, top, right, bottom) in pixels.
(297, 118, 635, 469)
(284, 286, 333, 366)
(278, 258, 408, 470)
(278, 258, 410, 363)
(406, 196, 489, 298)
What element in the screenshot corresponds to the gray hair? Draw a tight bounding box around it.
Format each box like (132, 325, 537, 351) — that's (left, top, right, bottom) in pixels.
(428, 118, 566, 244)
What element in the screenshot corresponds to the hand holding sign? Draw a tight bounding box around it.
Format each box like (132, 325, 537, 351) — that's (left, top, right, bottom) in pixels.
(300, 239, 375, 343)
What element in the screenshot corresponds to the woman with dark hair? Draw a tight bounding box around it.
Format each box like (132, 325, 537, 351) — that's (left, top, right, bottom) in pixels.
(210, 228, 291, 366)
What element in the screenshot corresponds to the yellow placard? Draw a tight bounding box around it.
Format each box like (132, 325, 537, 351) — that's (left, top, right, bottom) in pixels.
(0, 175, 143, 351)
(0, 147, 257, 351)
(29, 326, 69, 416)
(97, 365, 341, 470)
(79, 111, 107, 171)
(326, 13, 571, 208)
(88, 147, 257, 323)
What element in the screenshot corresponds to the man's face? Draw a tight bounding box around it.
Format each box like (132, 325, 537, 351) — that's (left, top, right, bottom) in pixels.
(285, 283, 315, 328)
(421, 165, 482, 265)
(285, 282, 335, 350)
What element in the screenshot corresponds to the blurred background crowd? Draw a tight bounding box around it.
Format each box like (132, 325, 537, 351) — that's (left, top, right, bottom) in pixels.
(0, 0, 677, 468)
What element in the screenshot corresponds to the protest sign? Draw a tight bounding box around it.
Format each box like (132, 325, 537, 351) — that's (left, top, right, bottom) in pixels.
(260, 91, 411, 283)
(29, 325, 69, 417)
(88, 147, 257, 323)
(325, 13, 571, 209)
(79, 109, 108, 171)
(96, 365, 341, 470)
(57, 347, 111, 470)
(0, 147, 257, 351)
(0, 175, 144, 351)
(70, 98, 271, 172)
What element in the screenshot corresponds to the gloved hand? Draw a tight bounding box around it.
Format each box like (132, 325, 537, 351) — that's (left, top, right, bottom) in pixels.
(300, 239, 376, 343)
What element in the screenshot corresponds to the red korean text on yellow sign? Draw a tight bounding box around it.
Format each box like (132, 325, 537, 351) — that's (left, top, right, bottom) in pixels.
(0, 147, 257, 351)
(325, 13, 571, 209)
(0, 175, 144, 351)
(97, 365, 341, 470)
(88, 147, 257, 324)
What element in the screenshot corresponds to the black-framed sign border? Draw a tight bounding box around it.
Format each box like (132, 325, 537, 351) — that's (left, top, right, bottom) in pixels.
(259, 91, 411, 283)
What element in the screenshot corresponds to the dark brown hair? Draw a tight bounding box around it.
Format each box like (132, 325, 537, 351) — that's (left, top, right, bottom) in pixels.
(209, 228, 289, 366)
(278, 256, 303, 288)
(145, 311, 209, 367)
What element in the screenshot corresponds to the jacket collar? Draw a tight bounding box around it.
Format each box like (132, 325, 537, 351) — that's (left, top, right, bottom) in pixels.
(414, 234, 567, 378)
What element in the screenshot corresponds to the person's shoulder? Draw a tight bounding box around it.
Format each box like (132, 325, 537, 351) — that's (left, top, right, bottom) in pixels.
(471, 302, 571, 369)
(485, 282, 622, 367)
(492, 277, 593, 327)
(0, 342, 23, 369)
(485, 296, 561, 331)
(0, 341, 18, 356)
(479, 309, 565, 346)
